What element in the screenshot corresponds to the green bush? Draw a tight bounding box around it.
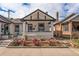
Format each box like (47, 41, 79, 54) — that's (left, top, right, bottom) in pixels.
(40, 38, 46, 41)
(24, 35, 28, 40)
(62, 35, 70, 39)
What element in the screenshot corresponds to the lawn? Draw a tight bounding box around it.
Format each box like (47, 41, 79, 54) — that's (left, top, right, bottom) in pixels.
(72, 39, 79, 48)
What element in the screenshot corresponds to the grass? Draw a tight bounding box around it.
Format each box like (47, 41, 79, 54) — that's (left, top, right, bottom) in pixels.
(72, 39, 79, 46)
(62, 35, 70, 39)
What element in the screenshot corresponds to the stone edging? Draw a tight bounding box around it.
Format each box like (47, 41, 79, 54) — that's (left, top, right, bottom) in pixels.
(7, 46, 69, 48)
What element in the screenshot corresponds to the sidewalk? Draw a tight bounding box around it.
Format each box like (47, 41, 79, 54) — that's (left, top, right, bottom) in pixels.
(0, 47, 79, 56)
(70, 48, 79, 55)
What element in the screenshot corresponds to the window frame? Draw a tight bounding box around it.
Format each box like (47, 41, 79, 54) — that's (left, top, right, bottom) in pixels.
(63, 24, 69, 32)
(28, 24, 33, 32)
(15, 24, 20, 35)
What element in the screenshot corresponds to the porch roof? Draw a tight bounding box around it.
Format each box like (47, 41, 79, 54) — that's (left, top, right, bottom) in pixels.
(11, 18, 23, 24)
(61, 14, 79, 24)
(0, 15, 12, 23)
(53, 13, 79, 25)
(53, 21, 61, 25)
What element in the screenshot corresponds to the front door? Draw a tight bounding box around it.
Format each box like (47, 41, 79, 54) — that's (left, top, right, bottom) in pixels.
(28, 24, 33, 32)
(38, 23, 45, 32)
(15, 24, 19, 35)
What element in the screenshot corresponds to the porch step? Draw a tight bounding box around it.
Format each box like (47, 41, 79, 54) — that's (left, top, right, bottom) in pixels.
(0, 40, 13, 47)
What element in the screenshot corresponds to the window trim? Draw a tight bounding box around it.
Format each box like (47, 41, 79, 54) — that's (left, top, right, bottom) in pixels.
(38, 23, 45, 32)
(15, 24, 20, 35)
(62, 24, 69, 32)
(28, 24, 33, 32)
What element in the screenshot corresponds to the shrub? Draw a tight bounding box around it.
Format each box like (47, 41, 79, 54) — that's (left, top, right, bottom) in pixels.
(40, 38, 46, 41)
(41, 41, 49, 46)
(50, 37, 54, 39)
(24, 35, 28, 40)
(48, 40, 56, 46)
(72, 39, 79, 48)
(10, 39, 21, 46)
(62, 35, 70, 39)
(32, 38, 41, 46)
(16, 39, 23, 46)
(10, 41, 19, 46)
(23, 40, 28, 46)
(12, 39, 26, 46)
(48, 39, 62, 46)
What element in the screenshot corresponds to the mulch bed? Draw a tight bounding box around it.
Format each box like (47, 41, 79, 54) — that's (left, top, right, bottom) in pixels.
(7, 38, 70, 48)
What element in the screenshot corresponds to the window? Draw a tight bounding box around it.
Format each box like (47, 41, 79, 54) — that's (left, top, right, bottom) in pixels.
(15, 24, 19, 35)
(76, 26, 79, 31)
(63, 24, 69, 31)
(38, 23, 45, 32)
(1, 24, 4, 33)
(37, 12, 39, 20)
(28, 24, 33, 32)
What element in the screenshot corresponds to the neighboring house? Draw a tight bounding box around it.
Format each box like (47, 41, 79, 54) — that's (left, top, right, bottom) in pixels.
(54, 13, 79, 39)
(11, 18, 23, 36)
(0, 15, 12, 39)
(54, 21, 62, 37)
(0, 9, 56, 39)
(1, 9, 79, 39)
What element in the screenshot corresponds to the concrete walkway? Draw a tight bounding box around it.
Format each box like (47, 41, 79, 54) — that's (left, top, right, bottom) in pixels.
(0, 47, 79, 56)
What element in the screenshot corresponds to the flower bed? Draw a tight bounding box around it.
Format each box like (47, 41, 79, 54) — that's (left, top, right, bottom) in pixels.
(8, 38, 70, 48)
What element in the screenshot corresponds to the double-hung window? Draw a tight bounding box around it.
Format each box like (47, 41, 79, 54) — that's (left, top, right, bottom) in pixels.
(63, 24, 69, 32)
(15, 24, 19, 35)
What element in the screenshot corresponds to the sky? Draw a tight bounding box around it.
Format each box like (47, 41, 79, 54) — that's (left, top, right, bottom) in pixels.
(0, 3, 79, 20)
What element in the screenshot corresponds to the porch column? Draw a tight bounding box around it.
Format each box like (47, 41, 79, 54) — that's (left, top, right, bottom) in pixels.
(51, 21, 54, 37)
(26, 23, 28, 32)
(69, 21, 72, 40)
(9, 23, 14, 35)
(23, 22, 26, 37)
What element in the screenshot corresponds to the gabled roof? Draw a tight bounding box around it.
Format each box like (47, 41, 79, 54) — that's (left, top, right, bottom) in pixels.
(53, 21, 61, 25)
(11, 18, 22, 24)
(53, 13, 78, 25)
(0, 15, 12, 23)
(61, 13, 78, 23)
(20, 9, 56, 21)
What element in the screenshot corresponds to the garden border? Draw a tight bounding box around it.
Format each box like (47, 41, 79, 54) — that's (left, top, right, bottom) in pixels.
(7, 46, 69, 48)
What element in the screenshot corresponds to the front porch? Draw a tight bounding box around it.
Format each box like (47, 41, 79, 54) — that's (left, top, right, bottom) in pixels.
(22, 20, 54, 39)
(61, 21, 79, 39)
(68, 21, 79, 39)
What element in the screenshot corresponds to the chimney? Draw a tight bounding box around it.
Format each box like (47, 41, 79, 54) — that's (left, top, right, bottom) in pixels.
(56, 12, 59, 21)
